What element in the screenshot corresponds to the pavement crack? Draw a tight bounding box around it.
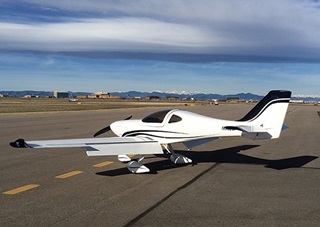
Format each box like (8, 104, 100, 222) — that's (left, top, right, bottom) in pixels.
(123, 162, 221, 227)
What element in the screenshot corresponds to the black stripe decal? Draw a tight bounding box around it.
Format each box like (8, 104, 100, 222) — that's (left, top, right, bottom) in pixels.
(123, 132, 204, 140)
(122, 130, 187, 137)
(122, 130, 207, 140)
(238, 98, 289, 122)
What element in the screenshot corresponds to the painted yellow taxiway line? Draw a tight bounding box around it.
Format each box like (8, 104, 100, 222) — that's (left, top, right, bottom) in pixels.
(55, 171, 83, 179)
(3, 184, 40, 195)
(93, 161, 113, 168)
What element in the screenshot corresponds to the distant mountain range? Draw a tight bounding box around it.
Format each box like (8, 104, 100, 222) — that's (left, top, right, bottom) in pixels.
(0, 90, 319, 102)
(111, 91, 264, 101)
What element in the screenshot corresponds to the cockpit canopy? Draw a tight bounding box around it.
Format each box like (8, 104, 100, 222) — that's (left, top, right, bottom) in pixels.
(142, 109, 182, 124)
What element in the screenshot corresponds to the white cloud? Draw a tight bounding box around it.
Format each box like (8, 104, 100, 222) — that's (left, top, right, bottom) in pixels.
(0, 18, 213, 52)
(1, 0, 320, 61)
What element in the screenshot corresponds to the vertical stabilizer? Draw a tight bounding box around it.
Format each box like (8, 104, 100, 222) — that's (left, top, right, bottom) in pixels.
(238, 90, 291, 139)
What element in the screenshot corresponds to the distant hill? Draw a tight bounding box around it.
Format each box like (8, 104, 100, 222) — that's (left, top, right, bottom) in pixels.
(0, 90, 54, 97)
(111, 91, 320, 102)
(1, 90, 319, 102)
(110, 91, 263, 101)
(0, 90, 91, 98)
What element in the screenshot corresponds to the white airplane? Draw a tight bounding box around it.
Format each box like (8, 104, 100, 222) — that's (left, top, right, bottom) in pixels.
(10, 90, 291, 173)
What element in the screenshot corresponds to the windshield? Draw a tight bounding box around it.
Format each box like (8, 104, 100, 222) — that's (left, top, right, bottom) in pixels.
(142, 110, 172, 123)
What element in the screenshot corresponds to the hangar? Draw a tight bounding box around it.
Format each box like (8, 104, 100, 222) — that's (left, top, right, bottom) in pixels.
(53, 91, 69, 98)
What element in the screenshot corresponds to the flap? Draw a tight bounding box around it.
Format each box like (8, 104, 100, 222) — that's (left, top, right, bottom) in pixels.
(86, 141, 163, 156)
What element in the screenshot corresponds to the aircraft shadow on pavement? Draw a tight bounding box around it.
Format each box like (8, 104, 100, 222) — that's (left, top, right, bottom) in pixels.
(96, 145, 318, 177)
(96, 158, 186, 176)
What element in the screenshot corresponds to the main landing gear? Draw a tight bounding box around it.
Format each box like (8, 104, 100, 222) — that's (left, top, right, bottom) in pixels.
(163, 144, 192, 164)
(117, 144, 192, 174)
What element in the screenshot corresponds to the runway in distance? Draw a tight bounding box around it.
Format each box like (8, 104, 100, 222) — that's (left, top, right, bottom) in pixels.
(11, 90, 292, 173)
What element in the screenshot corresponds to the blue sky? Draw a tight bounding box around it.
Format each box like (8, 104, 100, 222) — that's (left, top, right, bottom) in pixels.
(0, 0, 320, 96)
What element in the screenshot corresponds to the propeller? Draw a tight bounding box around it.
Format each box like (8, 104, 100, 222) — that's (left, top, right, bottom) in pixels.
(93, 115, 132, 137)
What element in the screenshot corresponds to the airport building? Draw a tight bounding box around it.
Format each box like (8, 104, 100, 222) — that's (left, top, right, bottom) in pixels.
(78, 92, 121, 99)
(53, 91, 69, 98)
(226, 96, 241, 102)
(290, 100, 304, 104)
(94, 92, 111, 99)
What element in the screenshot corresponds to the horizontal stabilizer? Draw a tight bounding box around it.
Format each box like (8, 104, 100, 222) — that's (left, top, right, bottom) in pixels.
(224, 125, 271, 140)
(241, 132, 272, 140)
(223, 125, 267, 133)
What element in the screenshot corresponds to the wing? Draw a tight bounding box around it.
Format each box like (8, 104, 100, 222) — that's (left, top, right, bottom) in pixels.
(10, 137, 163, 156)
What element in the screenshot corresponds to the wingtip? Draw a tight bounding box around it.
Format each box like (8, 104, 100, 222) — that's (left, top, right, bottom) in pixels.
(10, 139, 28, 148)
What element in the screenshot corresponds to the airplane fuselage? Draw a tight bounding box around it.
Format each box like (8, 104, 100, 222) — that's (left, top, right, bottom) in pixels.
(110, 109, 242, 144)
